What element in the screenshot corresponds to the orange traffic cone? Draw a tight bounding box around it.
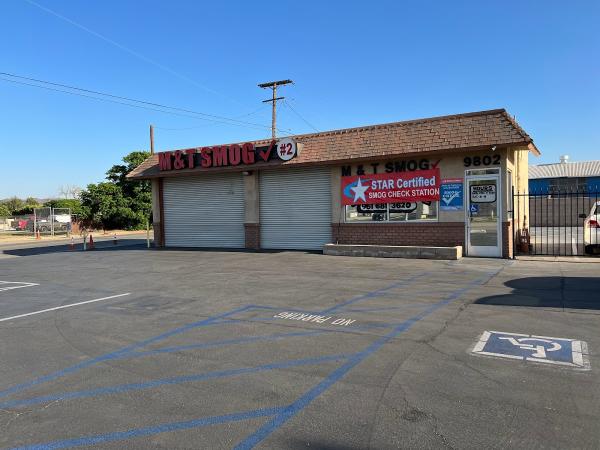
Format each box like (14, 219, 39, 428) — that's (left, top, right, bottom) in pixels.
(89, 234, 95, 250)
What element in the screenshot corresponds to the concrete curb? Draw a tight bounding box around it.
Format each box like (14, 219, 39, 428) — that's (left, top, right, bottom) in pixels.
(323, 243, 462, 260)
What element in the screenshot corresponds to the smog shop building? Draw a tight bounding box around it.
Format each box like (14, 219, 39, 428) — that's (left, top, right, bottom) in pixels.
(127, 109, 539, 258)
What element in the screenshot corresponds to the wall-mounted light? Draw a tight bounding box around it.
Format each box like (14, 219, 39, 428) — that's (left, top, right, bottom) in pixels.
(242, 170, 253, 176)
(491, 146, 497, 152)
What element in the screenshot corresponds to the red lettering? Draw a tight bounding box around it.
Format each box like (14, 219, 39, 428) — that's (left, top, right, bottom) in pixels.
(173, 150, 185, 169)
(228, 144, 241, 166)
(201, 147, 212, 168)
(242, 143, 255, 164)
(185, 149, 196, 168)
(258, 140, 275, 162)
(158, 152, 172, 171)
(213, 146, 228, 166)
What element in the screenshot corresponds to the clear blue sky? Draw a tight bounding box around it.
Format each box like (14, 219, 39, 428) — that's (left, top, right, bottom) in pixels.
(1, 0, 598, 198)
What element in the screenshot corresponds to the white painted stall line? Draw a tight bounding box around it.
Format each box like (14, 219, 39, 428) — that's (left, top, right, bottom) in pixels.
(0, 281, 39, 292)
(0, 293, 131, 323)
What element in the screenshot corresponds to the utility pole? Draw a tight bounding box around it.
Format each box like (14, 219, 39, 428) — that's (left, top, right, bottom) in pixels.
(258, 79, 292, 139)
(149, 124, 155, 154)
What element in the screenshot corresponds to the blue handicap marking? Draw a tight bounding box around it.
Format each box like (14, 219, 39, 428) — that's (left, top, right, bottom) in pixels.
(470, 204, 479, 214)
(472, 331, 590, 369)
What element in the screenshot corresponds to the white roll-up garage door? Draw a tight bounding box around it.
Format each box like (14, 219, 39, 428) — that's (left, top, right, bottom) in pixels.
(163, 173, 245, 248)
(260, 167, 332, 250)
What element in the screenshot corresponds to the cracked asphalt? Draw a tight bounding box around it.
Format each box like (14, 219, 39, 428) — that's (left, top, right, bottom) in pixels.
(0, 243, 599, 449)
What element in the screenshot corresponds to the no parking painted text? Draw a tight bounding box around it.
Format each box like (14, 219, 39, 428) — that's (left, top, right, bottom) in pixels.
(273, 312, 356, 326)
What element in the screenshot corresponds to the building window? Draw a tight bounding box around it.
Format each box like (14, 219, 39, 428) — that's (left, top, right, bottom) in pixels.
(345, 202, 438, 223)
(465, 168, 500, 176)
(345, 204, 387, 222)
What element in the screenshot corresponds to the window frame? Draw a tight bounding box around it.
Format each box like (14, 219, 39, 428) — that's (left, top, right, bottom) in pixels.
(344, 201, 439, 223)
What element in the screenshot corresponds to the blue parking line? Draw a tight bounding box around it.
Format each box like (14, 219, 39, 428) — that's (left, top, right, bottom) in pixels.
(0, 272, 431, 400)
(121, 329, 326, 360)
(0, 353, 352, 409)
(245, 305, 323, 313)
(341, 304, 425, 313)
(219, 315, 401, 331)
(234, 271, 500, 449)
(0, 305, 254, 400)
(10, 406, 285, 450)
(320, 272, 430, 314)
(4, 268, 502, 449)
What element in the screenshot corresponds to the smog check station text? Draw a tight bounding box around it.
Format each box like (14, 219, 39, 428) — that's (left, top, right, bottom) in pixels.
(341, 168, 441, 205)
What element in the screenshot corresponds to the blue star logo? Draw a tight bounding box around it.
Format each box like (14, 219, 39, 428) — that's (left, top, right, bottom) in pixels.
(344, 177, 371, 202)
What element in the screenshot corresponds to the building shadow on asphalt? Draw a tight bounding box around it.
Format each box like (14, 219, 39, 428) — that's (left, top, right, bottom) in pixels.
(475, 277, 600, 310)
(1, 242, 323, 257)
(1, 239, 149, 256)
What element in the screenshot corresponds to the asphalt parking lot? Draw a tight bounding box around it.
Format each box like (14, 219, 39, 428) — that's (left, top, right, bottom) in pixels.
(0, 242, 599, 449)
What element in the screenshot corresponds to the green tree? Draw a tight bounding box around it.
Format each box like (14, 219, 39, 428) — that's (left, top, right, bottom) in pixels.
(11, 197, 43, 215)
(0, 204, 10, 217)
(44, 199, 83, 216)
(80, 151, 151, 230)
(3, 197, 24, 215)
(25, 197, 40, 206)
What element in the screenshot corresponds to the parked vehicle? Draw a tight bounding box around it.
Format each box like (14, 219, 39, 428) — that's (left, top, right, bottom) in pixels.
(36, 219, 70, 233)
(581, 201, 600, 255)
(10, 216, 70, 233)
(13, 217, 34, 231)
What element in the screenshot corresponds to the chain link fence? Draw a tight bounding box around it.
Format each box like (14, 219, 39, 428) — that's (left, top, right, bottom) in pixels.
(0, 208, 72, 237)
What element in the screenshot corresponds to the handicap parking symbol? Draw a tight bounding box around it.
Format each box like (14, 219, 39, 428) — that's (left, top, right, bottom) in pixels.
(471, 331, 590, 369)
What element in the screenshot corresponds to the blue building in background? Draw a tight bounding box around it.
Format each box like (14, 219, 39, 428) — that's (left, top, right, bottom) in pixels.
(529, 156, 600, 194)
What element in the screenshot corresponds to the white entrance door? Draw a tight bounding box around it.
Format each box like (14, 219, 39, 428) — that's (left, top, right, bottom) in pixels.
(466, 175, 502, 257)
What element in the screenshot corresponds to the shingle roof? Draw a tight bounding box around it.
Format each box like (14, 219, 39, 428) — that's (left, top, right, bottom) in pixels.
(529, 160, 600, 179)
(128, 108, 539, 179)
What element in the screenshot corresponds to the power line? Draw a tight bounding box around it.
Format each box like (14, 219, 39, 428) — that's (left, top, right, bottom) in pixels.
(0, 71, 272, 129)
(0, 76, 262, 130)
(0, 76, 269, 132)
(284, 99, 320, 132)
(233, 104, 270, 119)
(0, 72, 293, 134)
(154, 108, 281, 132)
(23, 0, 246, 107)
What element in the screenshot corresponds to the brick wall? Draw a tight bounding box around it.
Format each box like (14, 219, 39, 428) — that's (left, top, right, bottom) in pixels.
(332, 222, 465, 248)
(245, 223, 260, 250)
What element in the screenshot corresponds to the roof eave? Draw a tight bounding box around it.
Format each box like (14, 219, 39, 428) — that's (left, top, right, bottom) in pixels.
(528, 142, 541, 157)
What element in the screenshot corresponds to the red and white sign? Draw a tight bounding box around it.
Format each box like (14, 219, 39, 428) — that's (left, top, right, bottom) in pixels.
(157, 138, 298, 171)
(341, 169, 441, 205)
(276, 137, 297, 161)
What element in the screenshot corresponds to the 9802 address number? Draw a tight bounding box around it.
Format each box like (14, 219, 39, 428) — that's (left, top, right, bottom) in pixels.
(464, 155, 500, 167)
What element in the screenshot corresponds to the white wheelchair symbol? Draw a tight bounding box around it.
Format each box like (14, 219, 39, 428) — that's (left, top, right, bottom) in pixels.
(498, 337, 561, 359)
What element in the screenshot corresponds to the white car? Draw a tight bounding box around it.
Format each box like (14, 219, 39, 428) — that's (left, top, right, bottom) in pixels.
(581, 201, 600, 255)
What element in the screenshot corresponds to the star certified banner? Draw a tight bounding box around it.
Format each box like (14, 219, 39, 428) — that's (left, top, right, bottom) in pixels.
(341, 169, 441, 205)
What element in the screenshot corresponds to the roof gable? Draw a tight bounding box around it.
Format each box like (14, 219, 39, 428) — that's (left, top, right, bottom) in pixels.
(128, 108, 539, 179)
